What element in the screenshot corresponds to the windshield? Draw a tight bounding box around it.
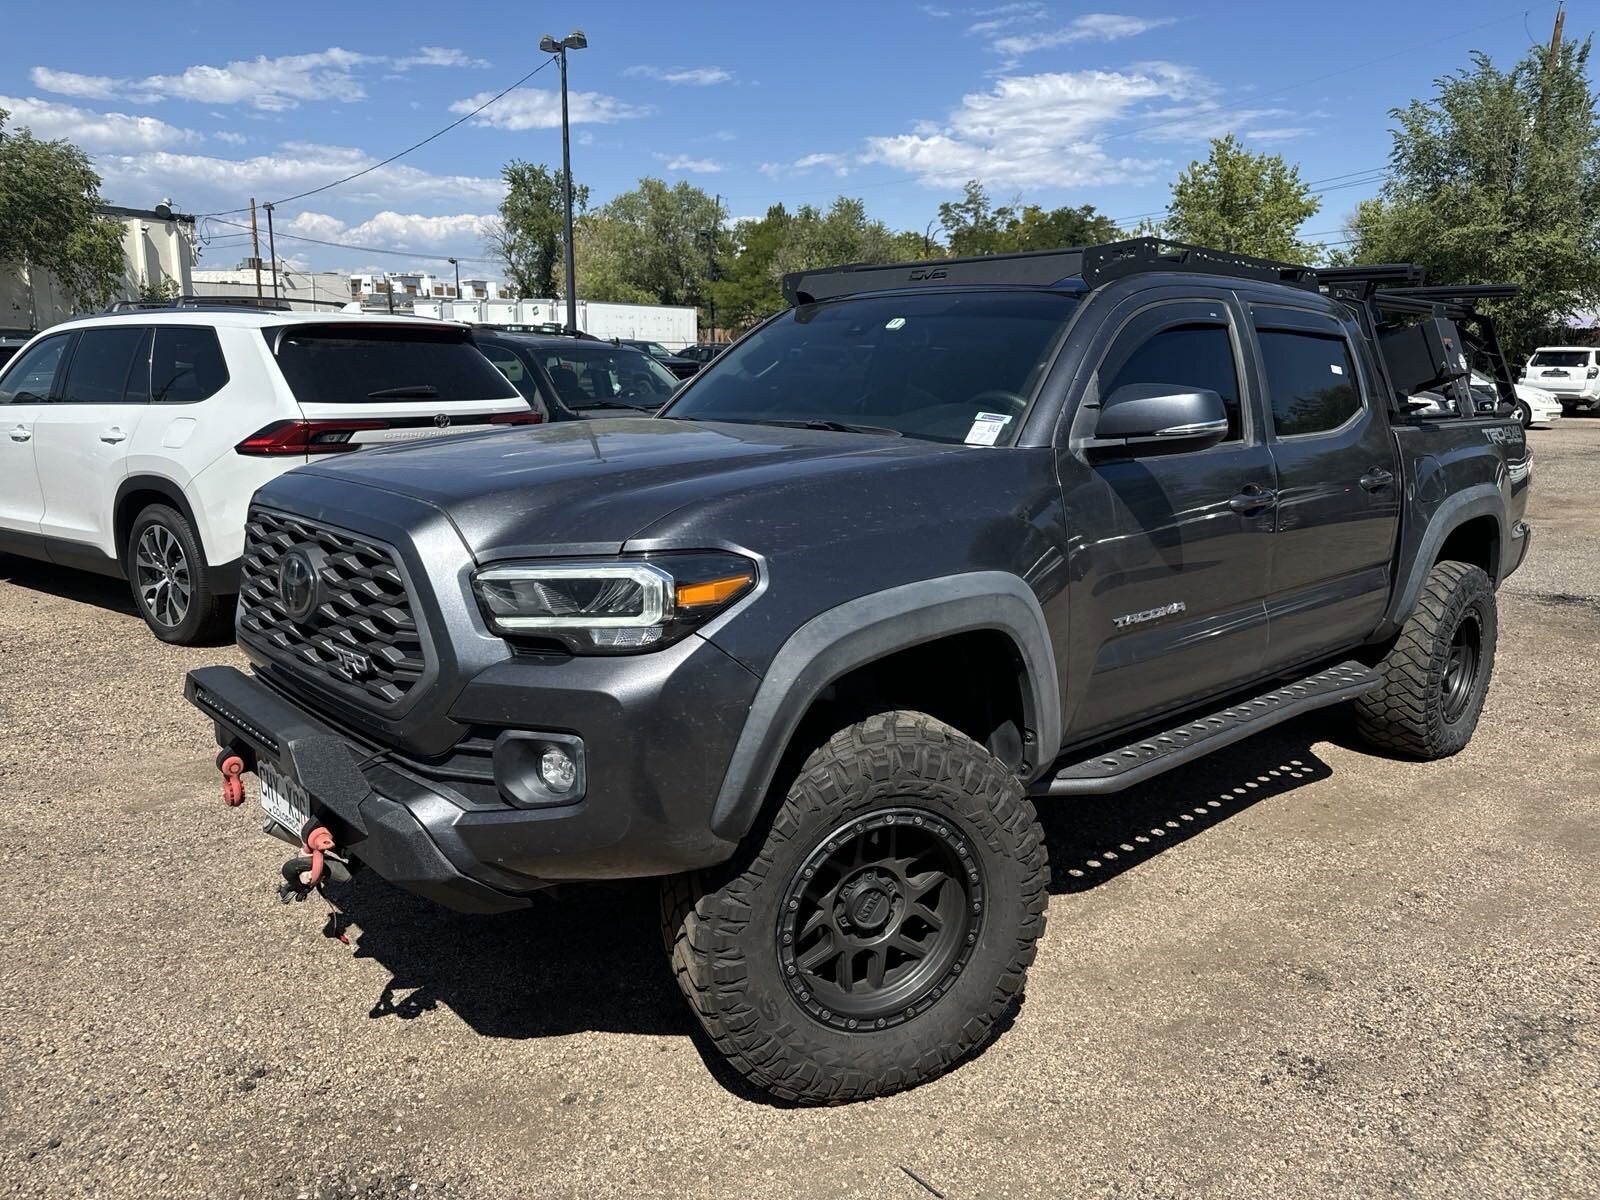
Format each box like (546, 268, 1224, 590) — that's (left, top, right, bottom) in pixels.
(534, 344, 679, 410)
(269, 326, 519, 404)
(1529, 349, 1590, 368)
(663, 291, 1078, 444)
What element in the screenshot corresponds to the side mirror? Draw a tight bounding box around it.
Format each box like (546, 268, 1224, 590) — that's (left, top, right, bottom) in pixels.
(1093, 383, 1229, 449)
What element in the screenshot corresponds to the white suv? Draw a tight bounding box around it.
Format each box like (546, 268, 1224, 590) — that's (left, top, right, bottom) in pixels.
(0, 308, 537, 643)
(1521, 346, 1600, 413)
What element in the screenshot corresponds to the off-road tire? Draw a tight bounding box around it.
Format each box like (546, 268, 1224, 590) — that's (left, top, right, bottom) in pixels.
(1356, 560, 1496, 759)
(126, 504, 233, 645)
(661, 710, 1048, 1105)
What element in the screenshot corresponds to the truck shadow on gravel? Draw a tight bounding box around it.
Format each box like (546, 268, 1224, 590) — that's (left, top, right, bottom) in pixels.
(0, 552, 139, 617)
(325, 712, 1340, 1094)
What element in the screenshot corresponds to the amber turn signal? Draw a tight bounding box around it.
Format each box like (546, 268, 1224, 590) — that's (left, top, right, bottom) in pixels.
(675, 572, 754, 609)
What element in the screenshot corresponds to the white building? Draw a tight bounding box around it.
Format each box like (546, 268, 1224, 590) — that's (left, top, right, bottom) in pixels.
(1, 202, 198, 329)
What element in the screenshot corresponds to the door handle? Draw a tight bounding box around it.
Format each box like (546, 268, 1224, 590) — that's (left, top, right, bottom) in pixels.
(1359, 468, 1394, 491)
(100, 427, 128, 444)
(1228, 484, 1277, 513)
(7, 426, 30, 443)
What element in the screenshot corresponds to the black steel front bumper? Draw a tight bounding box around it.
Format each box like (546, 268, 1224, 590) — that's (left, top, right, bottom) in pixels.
(186, 637, 758, 913)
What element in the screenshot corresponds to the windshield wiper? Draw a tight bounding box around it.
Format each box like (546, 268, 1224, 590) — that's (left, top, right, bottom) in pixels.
(753, 418, 904, 437)
(367, 385, 440, 399)
(577, 399, 657, 411)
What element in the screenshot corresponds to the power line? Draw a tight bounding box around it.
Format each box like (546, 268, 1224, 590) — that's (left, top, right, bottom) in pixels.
(202, 215, 499, 266)
(194, 55, 557, 218)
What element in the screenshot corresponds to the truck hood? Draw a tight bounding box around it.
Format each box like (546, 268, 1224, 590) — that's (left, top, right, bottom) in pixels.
(293, 417, 954, 560)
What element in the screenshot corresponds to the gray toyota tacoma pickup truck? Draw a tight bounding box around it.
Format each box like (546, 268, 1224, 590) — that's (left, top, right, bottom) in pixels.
(186, 239, 1533, 1104)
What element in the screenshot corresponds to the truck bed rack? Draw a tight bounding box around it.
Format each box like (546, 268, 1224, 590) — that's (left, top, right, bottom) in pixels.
(782, 237, 1319, 305)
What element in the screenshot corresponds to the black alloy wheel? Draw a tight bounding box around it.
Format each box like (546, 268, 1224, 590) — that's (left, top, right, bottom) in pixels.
(778, 807, 982, 1031)
(1440, 612, 1482, 723)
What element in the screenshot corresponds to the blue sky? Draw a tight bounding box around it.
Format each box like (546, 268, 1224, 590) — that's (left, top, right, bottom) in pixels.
(2, 1, 1585, 277)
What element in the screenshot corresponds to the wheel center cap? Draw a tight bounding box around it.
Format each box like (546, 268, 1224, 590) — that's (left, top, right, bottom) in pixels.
(848, 886, 892, 932)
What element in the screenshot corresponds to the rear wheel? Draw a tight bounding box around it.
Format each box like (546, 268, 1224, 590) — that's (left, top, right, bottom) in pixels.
(1514, 400, 1532, 428)
(1356, 560, 1496, 759)
(662, 710, 1048, 1105)
(126, 504, 232, 645)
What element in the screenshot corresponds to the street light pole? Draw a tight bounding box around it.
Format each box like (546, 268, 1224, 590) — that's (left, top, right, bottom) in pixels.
(264, 202, 280, 303)
(540, 30, 587, 332)
(448, 257, 461, 301)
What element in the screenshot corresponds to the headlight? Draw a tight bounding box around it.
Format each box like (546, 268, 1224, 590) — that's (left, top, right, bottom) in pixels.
(472, 551, 758, 653)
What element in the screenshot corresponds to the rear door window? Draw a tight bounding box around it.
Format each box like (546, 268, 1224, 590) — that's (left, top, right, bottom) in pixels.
(269, 326, 519, 404)
(1256, 326, 1363, 437)
(152, 326, 230, 404)
(59, 326, 150, 404)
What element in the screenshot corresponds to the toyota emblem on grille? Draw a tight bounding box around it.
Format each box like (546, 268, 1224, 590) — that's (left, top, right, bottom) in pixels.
(433, 412, 451, 429)
(277, 550, 319, 623)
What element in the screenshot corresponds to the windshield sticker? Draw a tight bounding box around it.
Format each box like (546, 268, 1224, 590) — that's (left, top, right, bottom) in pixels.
(1330, 363, 1345, 375)
(964, 411, 1012, 447)
(885, 317, 906, 330)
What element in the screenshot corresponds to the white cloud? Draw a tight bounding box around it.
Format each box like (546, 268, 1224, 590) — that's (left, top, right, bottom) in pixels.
(95, 142, 504, 212)
(0, 94, 203, 150)
(863, 63, 1206, 188)
(1131, 100, 1310, 145)
(27, 67, 119, 99)
(284, 209, 495, 249)
(624, 65, 733, 86)
(759, 152, 854, 178)
(29, 46, 490, 112)
(656, 154, 726, 174)
(393, 46, 490, 70)
(968, 2, 1048, 35)
(919, 5, 953, 16)
(991, 13, 1176, 57)
(213, 130, 248, 146)
(451, 86, 651, 129)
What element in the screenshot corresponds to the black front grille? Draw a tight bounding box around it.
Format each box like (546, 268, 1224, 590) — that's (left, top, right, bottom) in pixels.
(238, 509, 426, 706)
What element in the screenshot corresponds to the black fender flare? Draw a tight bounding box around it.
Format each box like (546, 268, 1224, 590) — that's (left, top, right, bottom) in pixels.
(708, 571, 1061, 841)
(1379, 483, 1505, 637)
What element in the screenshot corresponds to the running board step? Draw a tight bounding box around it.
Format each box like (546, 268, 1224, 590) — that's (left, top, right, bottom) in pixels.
(1033, 660, 1379, 797)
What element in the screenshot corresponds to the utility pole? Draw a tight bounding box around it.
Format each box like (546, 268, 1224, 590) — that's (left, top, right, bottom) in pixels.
(264, 202, 280, 303)
(1549, 1, 1566, 62)
(249, 198, 262, 299)
(706, 193, 722, 341)
(1537, 2, 1566, 133)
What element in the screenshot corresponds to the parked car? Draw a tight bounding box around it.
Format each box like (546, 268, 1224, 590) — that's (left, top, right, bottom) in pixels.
(618, 338, 700, 379)
(1521, 345, 1600, 413)
(186, 239, 1530, 1105)
(0, 329, 32, 370)
(677, 342, 728, 364)
(1477, 371, 1560, 427)
(475, 331, 679, 417)
(0, 308, 536, 644)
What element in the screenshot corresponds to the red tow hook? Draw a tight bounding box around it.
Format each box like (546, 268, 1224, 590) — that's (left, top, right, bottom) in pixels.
(302, 824, 337, 889)
(216, 750, 246, 807)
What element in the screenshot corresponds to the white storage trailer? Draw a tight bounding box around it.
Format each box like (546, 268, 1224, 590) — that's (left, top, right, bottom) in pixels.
(407, 298, 697, 349)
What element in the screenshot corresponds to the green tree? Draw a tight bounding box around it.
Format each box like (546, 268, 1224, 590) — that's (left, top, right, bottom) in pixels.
(0, 108, 124, 311)
(938, 179, 1122, 255)
(1164, 135, 1321, 260)
(580, 178, 724, 307)
(709, 204, 793, 329)
(1344, 39, 1600, 357)
(486, 160, 588, 298)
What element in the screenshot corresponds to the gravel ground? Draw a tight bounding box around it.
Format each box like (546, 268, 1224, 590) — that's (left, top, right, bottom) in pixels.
(2, 422, 1597, 1200)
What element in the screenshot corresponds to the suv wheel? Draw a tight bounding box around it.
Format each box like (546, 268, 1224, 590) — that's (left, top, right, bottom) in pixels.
(1514, 400, 1532, 428)
(1355, 560, 1497, 759)
(661, 710, 1048, 1105)
(126, 504, 232, 645)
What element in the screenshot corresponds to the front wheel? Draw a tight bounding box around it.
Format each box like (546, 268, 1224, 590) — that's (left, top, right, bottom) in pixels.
(661, 711, 1048, 1105)
(1514, 400, 1532, 428)
(1356, 560, 1497, 759)
(126, 504, 233, 645)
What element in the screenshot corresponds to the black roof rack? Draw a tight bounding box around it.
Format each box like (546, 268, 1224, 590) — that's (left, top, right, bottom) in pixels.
(780, 237, 1320, 305)
(475, 323, 600, 339)
(103, 295, 299, 313)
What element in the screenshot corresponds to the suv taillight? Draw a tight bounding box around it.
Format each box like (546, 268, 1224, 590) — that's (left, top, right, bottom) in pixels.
(235, 419, 388, 456)
(1587, 365, 1597, 378)
(490, 411, 544, 425)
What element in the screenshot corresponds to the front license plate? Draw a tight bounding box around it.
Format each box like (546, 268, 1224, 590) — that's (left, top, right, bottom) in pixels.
(259, 760, 311, 834)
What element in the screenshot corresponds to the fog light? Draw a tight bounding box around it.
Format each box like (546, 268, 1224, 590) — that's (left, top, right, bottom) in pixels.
(538, 744, 578, 793)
